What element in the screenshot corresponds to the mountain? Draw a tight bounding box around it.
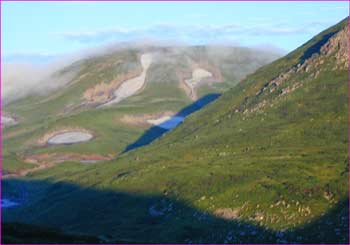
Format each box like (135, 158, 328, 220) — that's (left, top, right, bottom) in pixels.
(2, 18, 349, 243)
(2, 45, 278, 175)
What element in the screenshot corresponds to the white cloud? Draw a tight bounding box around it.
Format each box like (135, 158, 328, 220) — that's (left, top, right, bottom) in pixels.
(55, 23, 311, 44)
(2, 61, 78, 105)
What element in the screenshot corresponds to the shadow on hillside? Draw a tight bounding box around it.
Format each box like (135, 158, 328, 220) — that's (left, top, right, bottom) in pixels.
(2, 178, 349, 244)
(124, 93, 221, 152)
(300, 31, 336, 63)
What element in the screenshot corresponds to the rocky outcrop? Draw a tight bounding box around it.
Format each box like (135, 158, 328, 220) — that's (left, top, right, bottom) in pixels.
(320, 24, 349, 70)
(242, 24, 349, 115)
(214, 208, 240, 220)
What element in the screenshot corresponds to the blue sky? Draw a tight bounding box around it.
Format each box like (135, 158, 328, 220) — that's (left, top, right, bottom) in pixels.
(2, 1, 349, 62)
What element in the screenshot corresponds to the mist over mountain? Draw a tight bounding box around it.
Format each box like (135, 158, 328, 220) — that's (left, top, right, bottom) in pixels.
(2, 42, 281, 105)
(2, 62, 77, 105)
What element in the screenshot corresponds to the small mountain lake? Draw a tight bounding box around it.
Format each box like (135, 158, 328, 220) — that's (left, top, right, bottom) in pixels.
(47, 131, 93, 145)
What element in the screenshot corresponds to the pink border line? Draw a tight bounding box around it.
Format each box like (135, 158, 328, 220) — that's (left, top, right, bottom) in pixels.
(347, 1, 350, 243)
(0, 0, 3, 243)
(0, 0, 348, 1)
(0, 1, 349, 245)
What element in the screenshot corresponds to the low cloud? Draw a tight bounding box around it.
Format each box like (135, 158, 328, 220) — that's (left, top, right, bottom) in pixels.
(3, 52, 57, 64)
(1, 41, 172, 105)
(2, 38, 284, 105)
(56, 23, 311, 44)
(2, 60, 78, 105)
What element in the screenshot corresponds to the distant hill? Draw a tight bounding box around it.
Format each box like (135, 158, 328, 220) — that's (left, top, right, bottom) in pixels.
(2, 45, 278, 174)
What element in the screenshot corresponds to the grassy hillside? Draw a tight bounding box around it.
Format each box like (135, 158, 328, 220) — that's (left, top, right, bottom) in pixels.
(2, 18, 349, 243)
(2, 46, 276, 174)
